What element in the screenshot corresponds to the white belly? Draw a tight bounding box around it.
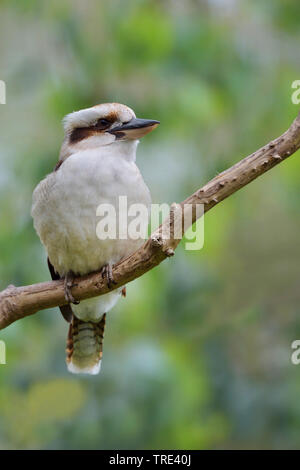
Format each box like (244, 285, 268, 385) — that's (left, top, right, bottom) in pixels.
(32, 148, 151, 320)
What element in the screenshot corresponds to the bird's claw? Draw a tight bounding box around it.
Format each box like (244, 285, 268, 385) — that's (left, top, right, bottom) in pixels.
(64, 272, 80, 305)
(101, 263, 117, 289)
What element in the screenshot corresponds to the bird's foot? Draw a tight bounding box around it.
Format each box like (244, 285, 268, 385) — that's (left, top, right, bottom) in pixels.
(121, 287, 126, 297)
(64, 272, 80, 305)
(101, 263, 117, 289)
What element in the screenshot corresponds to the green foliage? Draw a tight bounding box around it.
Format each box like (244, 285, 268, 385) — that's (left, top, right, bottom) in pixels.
(0, 379, 85, 447)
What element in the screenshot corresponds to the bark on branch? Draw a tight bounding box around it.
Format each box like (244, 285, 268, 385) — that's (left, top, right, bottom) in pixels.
(1, 110, 300, 330)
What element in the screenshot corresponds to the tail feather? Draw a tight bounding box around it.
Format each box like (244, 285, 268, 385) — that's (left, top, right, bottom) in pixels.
(66, 314, 106, 375)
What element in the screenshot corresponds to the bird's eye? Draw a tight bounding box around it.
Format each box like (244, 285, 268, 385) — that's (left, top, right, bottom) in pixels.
(98, 118, 110, 127)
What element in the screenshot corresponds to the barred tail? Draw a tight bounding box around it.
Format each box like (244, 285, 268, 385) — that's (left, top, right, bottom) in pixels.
(66, 314, 106, 375)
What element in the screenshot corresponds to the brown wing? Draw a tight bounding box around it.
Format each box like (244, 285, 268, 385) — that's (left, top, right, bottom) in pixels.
(47, 258, 73, 323)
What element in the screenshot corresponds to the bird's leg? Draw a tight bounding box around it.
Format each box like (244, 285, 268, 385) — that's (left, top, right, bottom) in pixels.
(121, 287, 126, 297)
(101, 263, 117, 289)
(64, 271, 80, 305)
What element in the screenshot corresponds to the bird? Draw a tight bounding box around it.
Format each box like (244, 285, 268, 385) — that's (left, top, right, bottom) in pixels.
(31, 103, 159, 375)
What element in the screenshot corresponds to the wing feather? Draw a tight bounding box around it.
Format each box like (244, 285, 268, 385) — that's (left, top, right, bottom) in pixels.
(47, 258, 73, 323)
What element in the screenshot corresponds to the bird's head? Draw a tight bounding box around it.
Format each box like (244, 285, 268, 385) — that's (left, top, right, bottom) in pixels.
(60, 103, 159, 160)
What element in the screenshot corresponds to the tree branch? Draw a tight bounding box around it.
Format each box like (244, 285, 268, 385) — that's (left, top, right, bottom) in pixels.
(1, 110, 300, 330)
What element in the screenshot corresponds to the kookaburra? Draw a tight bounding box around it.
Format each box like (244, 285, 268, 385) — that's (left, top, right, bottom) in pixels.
(31, 103, 159, 374)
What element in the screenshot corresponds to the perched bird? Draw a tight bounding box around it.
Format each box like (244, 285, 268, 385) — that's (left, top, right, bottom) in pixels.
(31, 103, 159, 374)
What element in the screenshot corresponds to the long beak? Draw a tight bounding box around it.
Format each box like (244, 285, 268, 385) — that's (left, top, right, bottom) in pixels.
(109, 118, 160, 140)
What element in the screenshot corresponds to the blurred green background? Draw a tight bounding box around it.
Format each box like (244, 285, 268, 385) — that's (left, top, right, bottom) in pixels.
(1, 0, 300, 450)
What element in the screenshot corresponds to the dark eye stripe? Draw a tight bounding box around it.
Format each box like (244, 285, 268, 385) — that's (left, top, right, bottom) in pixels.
(69, 113, 118, 143)
(69, 127, 94, 143)
(69, 120, 113, 143)
(96, 118, 111, 128)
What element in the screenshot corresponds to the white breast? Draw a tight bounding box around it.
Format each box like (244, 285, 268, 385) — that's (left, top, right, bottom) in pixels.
(32, 146, 151, 276)
(32, 145, 151, 321)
